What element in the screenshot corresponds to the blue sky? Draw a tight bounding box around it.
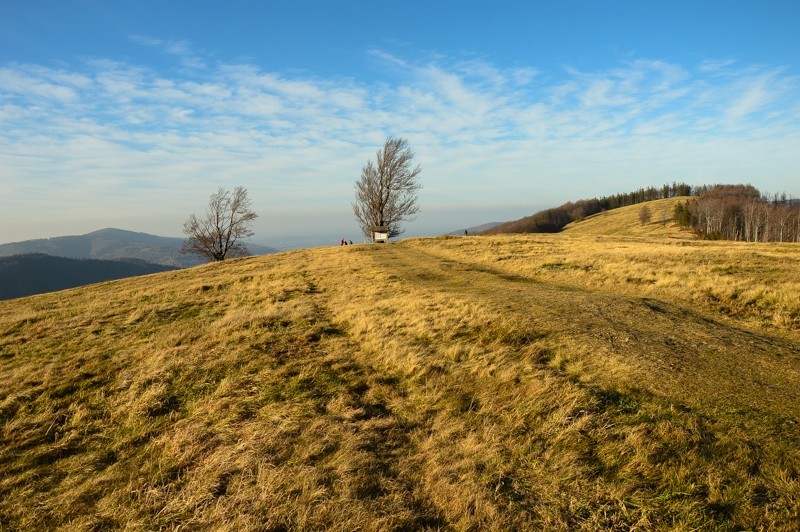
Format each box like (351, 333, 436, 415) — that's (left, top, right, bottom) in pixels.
(2, 1, 799, 247)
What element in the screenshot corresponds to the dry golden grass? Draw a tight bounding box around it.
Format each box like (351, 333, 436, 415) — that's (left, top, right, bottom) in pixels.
(562, 196, 694, 238)
(1, 217, 799, 529)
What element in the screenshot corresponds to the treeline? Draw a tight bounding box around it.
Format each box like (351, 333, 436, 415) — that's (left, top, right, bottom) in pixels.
(483, 182, 695, 234)
(674, 184, 800, 242)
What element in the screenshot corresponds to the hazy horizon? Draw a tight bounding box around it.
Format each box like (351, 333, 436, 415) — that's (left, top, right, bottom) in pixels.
(0, 203, 529, 249)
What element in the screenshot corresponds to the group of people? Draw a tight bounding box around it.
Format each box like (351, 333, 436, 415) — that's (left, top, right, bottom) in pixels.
(339, 238, 353, 246)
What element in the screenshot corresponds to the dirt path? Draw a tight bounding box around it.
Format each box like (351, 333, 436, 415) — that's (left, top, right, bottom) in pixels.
(354, 243, 800, 422)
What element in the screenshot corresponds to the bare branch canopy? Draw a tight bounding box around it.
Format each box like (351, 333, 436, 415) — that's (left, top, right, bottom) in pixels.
(181, 186, 258, 262)
(352, 136, 422, 239)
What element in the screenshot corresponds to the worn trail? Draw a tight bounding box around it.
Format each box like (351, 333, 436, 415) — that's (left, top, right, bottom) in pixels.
(333, 243, 800, 422)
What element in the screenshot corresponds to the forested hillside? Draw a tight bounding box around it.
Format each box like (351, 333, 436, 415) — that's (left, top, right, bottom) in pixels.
(0, 254, 177, 300)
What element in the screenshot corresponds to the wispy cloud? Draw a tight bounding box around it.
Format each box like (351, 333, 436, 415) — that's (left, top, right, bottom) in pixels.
(0, 66, 85, 102)
(1, 47, 799, 242)
(698, 59, 737, 72)
(128, 34, 206, 70)
(725, 69, 790, 120)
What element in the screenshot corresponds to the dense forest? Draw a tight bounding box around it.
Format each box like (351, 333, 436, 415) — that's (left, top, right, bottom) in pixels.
(675, 184, 800, 242)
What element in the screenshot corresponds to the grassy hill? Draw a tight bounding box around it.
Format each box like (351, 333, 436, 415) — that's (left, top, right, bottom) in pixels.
(1, 223, 799, 528)
(562, 196, 693, 238)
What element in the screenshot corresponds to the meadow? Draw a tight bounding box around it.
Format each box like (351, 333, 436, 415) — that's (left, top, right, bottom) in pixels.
(1, 199, 799, 529)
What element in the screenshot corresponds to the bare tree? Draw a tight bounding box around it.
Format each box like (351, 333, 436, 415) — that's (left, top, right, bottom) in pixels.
(638, 204, 652, 226)
(773, 205, 793, 242)
(352, 136, 422, 239)
(182, 186, 258, 262)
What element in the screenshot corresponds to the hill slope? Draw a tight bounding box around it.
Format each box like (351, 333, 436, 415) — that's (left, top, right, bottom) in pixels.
(1, 235, 799, 529)
(0, 254, 179, 300)
(0, 228, 278, 268)
(562, 196, 693, 238)
(448, 221, 503, 235)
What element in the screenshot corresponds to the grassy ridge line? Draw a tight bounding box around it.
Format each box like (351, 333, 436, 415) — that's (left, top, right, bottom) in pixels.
(1, 235, 799, 529)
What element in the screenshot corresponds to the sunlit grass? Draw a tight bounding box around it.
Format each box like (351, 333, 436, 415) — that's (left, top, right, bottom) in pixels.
(1, 210, 799, 529)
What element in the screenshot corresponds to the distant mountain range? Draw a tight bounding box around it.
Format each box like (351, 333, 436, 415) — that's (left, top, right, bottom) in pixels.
(0, 228, 278, 268)
(0, 253, 179, 300)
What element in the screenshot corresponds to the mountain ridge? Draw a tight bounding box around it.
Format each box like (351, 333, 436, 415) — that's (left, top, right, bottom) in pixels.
(0, 228, 278, 268)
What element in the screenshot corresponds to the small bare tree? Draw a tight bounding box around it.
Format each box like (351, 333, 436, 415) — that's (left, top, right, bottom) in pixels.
(352, 136, 422, 239)
(182, 186, 258, 261)
(639, 204, 652, 226)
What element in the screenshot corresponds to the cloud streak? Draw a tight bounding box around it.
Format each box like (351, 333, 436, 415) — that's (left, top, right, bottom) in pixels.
(1, 47, 799, 243)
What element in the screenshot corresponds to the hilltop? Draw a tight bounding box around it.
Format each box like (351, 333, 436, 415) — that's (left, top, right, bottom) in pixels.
(484, 183, 799, 244)
(1, 219, 799, 528)
(562, 196, 693, 238)
(482, 183, 697, 236)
